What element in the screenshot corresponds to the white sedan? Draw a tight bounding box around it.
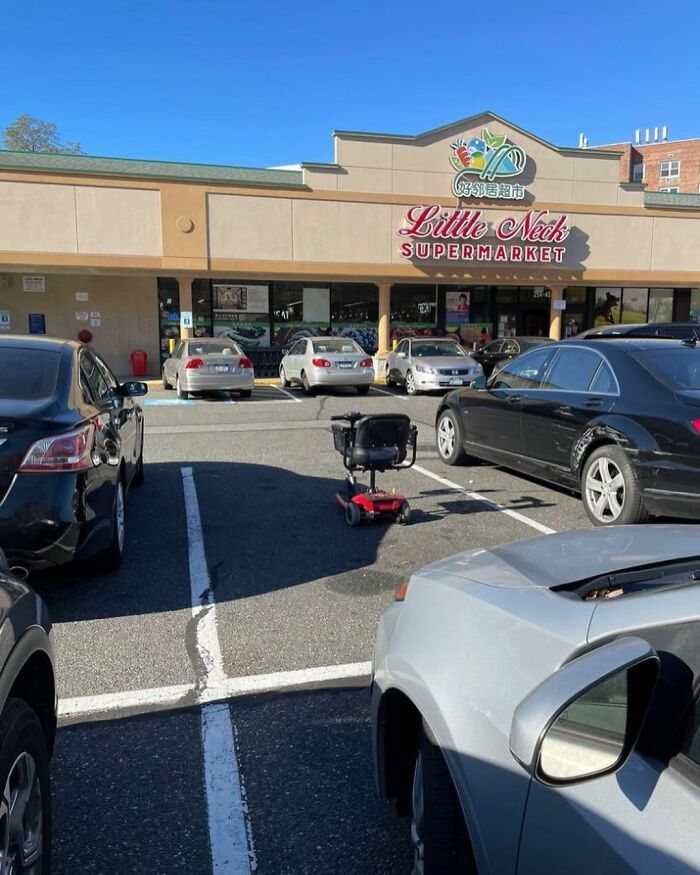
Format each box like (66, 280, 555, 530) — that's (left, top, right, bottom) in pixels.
(279, 337, 374, 395)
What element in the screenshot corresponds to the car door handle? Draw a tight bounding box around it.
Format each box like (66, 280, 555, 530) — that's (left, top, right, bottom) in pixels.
(507, 395, 521, 403)
(584, 397, 604, 408)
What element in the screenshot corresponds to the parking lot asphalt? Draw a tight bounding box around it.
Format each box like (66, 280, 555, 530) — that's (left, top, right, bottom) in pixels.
(38, 381, 605, 872)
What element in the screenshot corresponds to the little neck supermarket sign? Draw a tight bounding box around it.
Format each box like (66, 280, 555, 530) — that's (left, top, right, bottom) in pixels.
(398, 205, 571, 265)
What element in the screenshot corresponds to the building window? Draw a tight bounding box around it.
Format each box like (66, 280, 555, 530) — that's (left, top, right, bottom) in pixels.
(631, 163, 644, 182)
(659, 187, 680, 193)
(273, 281, 329, 348)
(621, 288, 649, 324)
(330, 283, 378, 353)
(660, 160, 680, 179)
(648, 288, 674, 323)
(390, 285, 437, 342)
(690, 289, 700, 323)
(594, 288, 622, 327)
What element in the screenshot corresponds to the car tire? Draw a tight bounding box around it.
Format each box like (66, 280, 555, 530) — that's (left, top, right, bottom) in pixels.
(279, 366, 290, 388)
(0, 698, 51, 875)
(346, 502, 361, 527)
(239, 389, 252, 399)
(581, 444, 650, 526)
(436, 410, 468, 466)
(357, 385, 370, 396)
(176, 376, 189, 400)
(301, 372, 315, 396)
(405, 370, 418, 396)
(411, 723, 472, 875)
(386, 371, 395, 387)
(162, 370, 172, 390)
(94, 479, 126, 571)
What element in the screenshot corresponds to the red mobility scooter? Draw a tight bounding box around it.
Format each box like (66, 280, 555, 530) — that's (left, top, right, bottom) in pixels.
(331, 411, 417, 526)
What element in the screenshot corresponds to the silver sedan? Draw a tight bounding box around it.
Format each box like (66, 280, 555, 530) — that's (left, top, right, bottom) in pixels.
(162, 338, 254, 399)
(386, 337, 482, 395)
(279, 337, 374, 395)
(372, 525, 700, 874)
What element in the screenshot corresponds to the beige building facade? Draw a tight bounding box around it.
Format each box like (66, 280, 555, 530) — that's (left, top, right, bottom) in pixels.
(1, 111, 700, 376)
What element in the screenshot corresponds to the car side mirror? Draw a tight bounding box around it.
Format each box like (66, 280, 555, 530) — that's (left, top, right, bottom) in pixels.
(510, 637, 658, 786)
(121, 381, 149, 397)
(282, 349, 289, 356)
(473, 375, 487, 390)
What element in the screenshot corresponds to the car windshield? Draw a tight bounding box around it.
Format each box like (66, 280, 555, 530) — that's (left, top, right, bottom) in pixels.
(0, 347, 61, 400)
(188, 342, 242, 356)
(312, 339, 362, 354)
(634, 347, 700, 389)
(412, 342, 465, 357)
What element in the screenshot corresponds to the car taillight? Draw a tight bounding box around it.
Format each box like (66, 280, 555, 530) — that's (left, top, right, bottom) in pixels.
(312, 358, 331, 368)
(359, 358, 372, 368)
(19, 424, 95, 472)
(239, 357, 254, 370)
(186, 358, 204, 369)
(692, 418, 700, 435)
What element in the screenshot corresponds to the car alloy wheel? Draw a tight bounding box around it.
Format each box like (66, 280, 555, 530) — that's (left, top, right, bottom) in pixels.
(301, 372, 314, 396)
(405, 371, 417, 396)
(279, 366, 290, 388)
(176, 376, 188, 400)
(0, 751, 43, 874)
(585, 455, 626, 523)
(437, 415, 456, 460)
(115, 481, 125, 555)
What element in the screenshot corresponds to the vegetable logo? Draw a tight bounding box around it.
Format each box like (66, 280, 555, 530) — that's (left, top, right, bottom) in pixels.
(450, 128, 527, 198)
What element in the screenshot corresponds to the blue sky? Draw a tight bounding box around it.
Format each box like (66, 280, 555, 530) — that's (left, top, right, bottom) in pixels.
(2, 0, 698, 168)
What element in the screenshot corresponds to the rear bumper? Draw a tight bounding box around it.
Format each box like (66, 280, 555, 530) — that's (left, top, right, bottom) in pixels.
(310, 368, 374, 387)
(634, 455, 700, 520)
(181, 372, 254, 392)
(0, 468, 116, 570)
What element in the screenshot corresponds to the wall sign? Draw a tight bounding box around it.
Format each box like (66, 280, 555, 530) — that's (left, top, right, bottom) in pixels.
(450, 127, 526, 200)
(23, 276, 45, 292)
(398, 205, 570, 264)
(28, 313, 46, 334)
(0, 310, 10, 331)
(180, 311, 193, 330)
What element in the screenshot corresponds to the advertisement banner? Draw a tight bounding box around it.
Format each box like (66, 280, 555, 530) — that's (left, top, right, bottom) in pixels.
(446, 291, 470, 325)
(213, 284, 270, 350)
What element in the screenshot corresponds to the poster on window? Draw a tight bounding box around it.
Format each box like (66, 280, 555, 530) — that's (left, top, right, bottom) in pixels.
(446, 291, 470, 325)
(212, 283, 270, 350)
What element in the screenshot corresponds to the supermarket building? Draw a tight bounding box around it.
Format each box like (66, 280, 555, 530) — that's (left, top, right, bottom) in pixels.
(1, 110, 700, 376)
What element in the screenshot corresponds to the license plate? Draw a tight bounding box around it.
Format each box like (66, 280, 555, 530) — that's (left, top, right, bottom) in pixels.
(449, 378, 464, 385)
(214, 365, 229, 373)
(338, 362, 353, 369)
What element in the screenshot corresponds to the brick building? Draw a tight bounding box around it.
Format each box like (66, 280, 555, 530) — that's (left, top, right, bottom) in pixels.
(595, 133, 700, 194)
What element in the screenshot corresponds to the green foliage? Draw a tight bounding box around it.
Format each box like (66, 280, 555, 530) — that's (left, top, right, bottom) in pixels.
(2, 114, 83, 154)
(483, 128, 507, 150)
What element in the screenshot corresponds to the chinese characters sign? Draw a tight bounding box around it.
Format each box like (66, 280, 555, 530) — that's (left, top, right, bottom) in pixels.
(398, 205, 570, 265)
(450, 127, 527, 200)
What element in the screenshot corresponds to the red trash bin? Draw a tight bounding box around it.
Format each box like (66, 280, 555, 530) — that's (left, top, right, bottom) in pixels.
(130, 350, 148, 377)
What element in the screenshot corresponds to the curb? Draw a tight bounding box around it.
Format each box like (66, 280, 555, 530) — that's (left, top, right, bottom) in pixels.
(139, 377, 389, 387)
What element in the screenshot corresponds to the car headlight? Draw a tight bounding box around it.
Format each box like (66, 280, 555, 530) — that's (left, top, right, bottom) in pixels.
(415, 364, 436, 374)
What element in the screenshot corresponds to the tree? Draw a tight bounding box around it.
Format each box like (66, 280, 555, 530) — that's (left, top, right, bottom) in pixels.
(3, 114, 83, 154)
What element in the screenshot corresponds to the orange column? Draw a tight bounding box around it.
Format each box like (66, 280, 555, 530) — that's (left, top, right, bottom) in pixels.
(549, 286, 565, 340)
(377, 282, 391, 356)
(178, 277, 194, 339)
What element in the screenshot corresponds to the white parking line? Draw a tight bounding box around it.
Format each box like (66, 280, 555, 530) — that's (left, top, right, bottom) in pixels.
(370, 385, 409, 401)
(412, 464, 556, 536)
(182, 466, 255, 874)
(273, 384, 302, 403)
(58, 662, 374, 721)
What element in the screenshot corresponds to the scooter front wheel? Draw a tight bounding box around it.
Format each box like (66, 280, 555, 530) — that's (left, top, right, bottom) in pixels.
(397, 500, 412, 525)
(346, 502, 362, 527)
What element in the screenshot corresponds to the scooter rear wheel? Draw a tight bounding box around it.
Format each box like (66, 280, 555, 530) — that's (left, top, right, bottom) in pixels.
(397, 500, 412, 525)
(346, 502, 362, 527)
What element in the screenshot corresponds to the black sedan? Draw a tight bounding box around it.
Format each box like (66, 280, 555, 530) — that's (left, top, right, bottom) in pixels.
(0, 547, 55, 874)
(0, 336, 147, 573)
(471, 336, 553, 376)
(435, 338, 700, 525)
(578, 322, 700, 340)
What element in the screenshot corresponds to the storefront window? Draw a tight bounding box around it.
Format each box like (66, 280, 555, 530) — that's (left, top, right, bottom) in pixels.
(442, 285, 491, 347)
(273, 282, 330, 349)
(157, 277, 180, 362)
(648, 288, 674, 323)
(390, 285, 437, 343)
(621, 288, 649, 325)
(192, 279, 212, 338)
(330, 283, 378, 353)
(594, 288, 622, 326)
(211, 279, 270, 350)
(566, 287, 587, 305)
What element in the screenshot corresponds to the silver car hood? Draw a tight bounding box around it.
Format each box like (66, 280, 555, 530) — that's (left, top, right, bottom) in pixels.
(413, 355, 478, 369)
(415, 525, 700, 589)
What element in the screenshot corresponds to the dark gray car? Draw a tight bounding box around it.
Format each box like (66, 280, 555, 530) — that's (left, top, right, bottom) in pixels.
(373, 526, 700, 874)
